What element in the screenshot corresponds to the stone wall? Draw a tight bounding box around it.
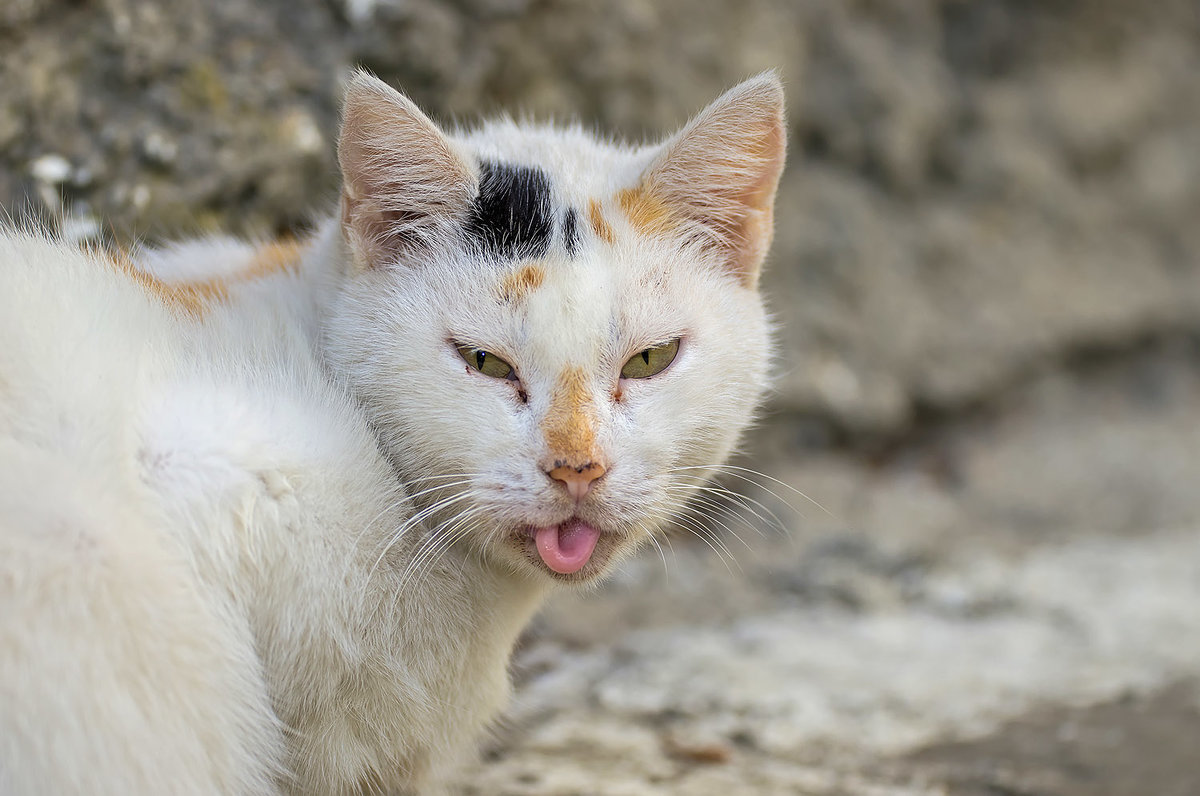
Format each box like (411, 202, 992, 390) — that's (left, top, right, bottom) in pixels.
(4, 0, 1198, 434)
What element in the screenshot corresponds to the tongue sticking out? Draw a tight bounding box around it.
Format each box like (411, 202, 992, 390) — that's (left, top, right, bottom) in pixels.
(534, 519, 602, 574)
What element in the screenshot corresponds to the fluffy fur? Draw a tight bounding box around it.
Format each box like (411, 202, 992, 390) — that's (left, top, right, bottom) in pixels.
(0, 72, 785, 794)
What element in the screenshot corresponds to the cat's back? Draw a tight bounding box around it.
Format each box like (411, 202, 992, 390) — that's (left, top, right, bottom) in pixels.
(0, 229, 346, 490)
(0, 231, 160, 426)
(0, 231, 289, 794)
(0, 232, 165, 525)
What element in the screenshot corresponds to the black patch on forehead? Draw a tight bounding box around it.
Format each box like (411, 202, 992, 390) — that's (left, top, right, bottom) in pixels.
(562, 208, 579, 256)
(464, 161, 553, 260)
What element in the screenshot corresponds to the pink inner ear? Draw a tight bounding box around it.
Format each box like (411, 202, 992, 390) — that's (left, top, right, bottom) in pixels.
(338, 72, 475, 267)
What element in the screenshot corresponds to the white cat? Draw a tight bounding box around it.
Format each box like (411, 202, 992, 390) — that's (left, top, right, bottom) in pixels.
(0, 71, 785, 794)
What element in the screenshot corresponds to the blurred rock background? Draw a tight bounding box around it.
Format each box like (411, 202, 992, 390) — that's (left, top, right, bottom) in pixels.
(4, 1, 1199, 793)
(4, 0, 1199, 436)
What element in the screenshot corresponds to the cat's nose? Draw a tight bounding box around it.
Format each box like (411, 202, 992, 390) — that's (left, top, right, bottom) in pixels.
(546, 462, 606, 501)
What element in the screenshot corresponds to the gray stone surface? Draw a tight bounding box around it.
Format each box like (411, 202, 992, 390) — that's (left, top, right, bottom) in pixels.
(4, 0, 1198, 431)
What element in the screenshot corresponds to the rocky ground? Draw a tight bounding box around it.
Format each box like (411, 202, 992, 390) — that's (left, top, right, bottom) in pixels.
(4, 1, 1199, 793)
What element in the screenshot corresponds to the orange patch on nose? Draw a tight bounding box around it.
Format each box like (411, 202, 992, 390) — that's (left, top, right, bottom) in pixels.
(542, 366, 600, 467)
(498, 262, 545, 302)
(616, 186, 678, 238)
(587, 198, 615, 245)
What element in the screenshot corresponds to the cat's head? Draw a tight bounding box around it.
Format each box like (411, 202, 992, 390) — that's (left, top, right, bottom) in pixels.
(323, 71, 785, 585)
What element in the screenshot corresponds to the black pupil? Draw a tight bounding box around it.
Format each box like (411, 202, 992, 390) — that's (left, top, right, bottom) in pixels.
(641, 349, 651, 365)
(476, 350, 487, 370)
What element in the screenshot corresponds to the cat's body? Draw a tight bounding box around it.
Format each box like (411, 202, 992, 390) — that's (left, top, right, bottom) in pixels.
(0, 73, 785, 794)
(0, 227, 527, 793)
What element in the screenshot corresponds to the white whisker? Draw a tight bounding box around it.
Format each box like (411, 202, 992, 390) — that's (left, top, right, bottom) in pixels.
(645, 532, 671, 583)
(670, 479, 793, 540)
(670, 463, 834, 517)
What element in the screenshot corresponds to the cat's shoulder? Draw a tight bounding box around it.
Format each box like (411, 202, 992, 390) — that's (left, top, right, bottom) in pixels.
(0, 226, 363, 517)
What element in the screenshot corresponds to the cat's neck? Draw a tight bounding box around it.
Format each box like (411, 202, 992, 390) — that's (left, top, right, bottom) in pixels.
(454, 555, 550, 666)
(327, 436, 552, 787)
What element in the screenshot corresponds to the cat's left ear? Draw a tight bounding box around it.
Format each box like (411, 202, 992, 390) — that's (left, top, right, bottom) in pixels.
(622, 73, 787, 287)
(338, 70, 476, 268)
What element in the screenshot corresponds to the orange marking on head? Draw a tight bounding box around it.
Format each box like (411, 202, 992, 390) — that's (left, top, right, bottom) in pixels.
(542, 366, 600, 467)
(616, 186, 678, 238)
(498, 262, 545, 302)
(587, 198, 615, 245)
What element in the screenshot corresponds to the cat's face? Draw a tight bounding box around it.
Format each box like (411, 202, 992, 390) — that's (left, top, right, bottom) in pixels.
(324, 73, 785, 584)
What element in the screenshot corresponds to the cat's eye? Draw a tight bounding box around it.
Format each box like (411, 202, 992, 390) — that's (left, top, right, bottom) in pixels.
(457, 344, 516, 380)
(620, 339, 680, 379)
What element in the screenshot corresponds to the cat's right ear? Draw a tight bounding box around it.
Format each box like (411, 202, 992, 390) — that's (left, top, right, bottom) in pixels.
(338, 71, 476, 268)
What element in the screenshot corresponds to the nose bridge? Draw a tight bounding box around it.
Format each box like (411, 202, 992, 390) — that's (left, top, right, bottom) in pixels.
(541, 365, 603, 468)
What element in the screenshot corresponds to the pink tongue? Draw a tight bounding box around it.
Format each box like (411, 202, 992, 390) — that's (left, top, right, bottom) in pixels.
(534, 519, 601, 574)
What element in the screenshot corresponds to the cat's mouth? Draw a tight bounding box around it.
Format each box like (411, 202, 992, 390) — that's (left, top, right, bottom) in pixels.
(516, 517, 619, 581)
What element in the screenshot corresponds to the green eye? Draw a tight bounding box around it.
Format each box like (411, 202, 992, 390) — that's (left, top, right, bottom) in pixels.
(457, 345, 515, 380)
(621, 338, 680, 379)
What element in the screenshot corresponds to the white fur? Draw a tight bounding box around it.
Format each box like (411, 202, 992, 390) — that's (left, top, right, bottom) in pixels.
(0, 73, 783, 794)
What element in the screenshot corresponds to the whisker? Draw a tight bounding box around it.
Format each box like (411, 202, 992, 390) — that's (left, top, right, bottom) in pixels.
(347, 477, 479, 564)
(391, 501, 489, 588)
(399, 506, 491, 596)
(672, 493, 759, 552)
(677, 504, 752, 559)
(668, 472, 802, 529)
(645, 532, 670, 583)
(667, 512, 739, 574)
(370, 490, 480, 584)
(396, 499, 494, 588)
(670, 463, 834, 517)
(662, 478, 788, 541)
(402, 472, 489, 486)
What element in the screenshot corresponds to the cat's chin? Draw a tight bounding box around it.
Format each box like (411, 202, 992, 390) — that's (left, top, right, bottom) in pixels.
(505, 518, 627, 583)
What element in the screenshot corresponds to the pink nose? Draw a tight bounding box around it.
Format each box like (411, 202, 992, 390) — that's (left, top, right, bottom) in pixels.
(547, 462, 607, 501)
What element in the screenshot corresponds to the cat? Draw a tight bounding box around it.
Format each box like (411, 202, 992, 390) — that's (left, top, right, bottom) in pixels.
(0, 70, 785, 795)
